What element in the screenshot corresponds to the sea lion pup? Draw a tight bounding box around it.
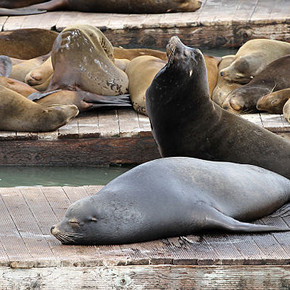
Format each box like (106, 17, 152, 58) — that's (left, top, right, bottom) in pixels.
(47, 25, 129, 96)
(0, 29, 58, 60)
(146, 36, 290, 180)
(51, 157, 290, 245)
(257, 88, 290, 114)
(25, 0, 201, 14)
(212, 55, 242, 106)
(0, 86, 78, 132)
(222, 55, 290, 114)
(219, 39, 290, 84)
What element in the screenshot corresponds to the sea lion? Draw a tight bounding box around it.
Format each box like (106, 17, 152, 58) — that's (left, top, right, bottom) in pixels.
(0, 7, 45, 15)
(114, 47, 167, 61)
(257, 88, 290, 114)
(146, 36, 290, 180)
(219, 39, 290, 84)
(29, 90, 132, 112)
(0, 85, 79, 132)
(0, 29, 58, 60)
(0, 55, 12, 77)
(10, 53, 50, 82)
(23, 0, 202, 14)
(283, 99, 290, 124)
(48, 25, 129, 96)
(222, 55, 290, 113)
(212, 55, 242, 106)
(51, 157, 290, 245)
(204, 55, 220, 97)
(0, 76, 37, 97)
(125, 56, 166, 115)
(25, 55, 53, 90)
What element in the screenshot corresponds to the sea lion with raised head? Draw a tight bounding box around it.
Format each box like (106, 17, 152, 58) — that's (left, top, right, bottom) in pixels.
(51, 157, 290, 245)
(47, 25, 129, 96)
(20, 0, 202, 14)
(0, 85, 79, 132)
(219, 39, 290, 84)
(222, 55, 290, 114)
(146, 36, 290, 179)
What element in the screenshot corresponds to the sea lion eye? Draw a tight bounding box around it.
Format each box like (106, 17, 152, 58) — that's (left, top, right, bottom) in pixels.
(91, 217, 98, 222)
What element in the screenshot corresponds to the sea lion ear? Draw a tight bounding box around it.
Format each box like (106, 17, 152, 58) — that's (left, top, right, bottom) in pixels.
(0, 55, 12, 77)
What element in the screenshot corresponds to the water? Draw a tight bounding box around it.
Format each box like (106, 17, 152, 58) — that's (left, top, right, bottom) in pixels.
(0, 166, 131, 187)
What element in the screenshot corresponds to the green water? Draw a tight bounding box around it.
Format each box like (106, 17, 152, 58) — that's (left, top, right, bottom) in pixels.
(0, 166, 131, 187)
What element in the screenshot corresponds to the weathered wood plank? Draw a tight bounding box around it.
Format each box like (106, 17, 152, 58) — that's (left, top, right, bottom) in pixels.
(0, 265, 288, 289)
(118, 108, 140, 137)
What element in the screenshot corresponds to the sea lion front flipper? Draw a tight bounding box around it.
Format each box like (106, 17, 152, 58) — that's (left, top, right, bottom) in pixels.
(202, 206, 290, 233)
(0, 56, 12, 77)
(27, 90, 62, 101)
(0, 8, 46, 16)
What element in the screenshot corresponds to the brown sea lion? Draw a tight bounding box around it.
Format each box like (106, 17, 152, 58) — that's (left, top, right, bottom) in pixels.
(30, 90, 132, 112)
(10, 53, 50, 82)
(146, 36, 290, 180)
(222, 55, 290, 114)
(283, 99, 290, 123)
(220, 39, 290, 84)
(257, 88, 290, 114)
(0, 76, 37, 97)
(0, 29, 58, 60)
(22, 0, 202, 14)
(204, 55, 221, 97)
(125, 55, 166, 115)
(0, 85, 78, 132)
(212, 55, 242, 106)
(114, 47, 167, 61)
(48, 25, 129, 96)
(25, 55, 53, 89)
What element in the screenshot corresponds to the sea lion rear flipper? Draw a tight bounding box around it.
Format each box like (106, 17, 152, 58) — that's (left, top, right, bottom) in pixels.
(204, 207, 290, 233)
(0, 8, 46, 16)
(80, 92, 132, 108)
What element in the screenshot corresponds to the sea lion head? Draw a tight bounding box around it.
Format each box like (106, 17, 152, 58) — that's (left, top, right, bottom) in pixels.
(220, 56, 254, 84)
(256, 89, 290, 114)
(51, 196, 104, 245)
(147, 36, 209, 110)
(222, 85, 270, 114)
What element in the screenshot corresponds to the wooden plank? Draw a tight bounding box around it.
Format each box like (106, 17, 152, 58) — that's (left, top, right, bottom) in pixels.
(251, 0, 274, 21)
(58, 117, 79, 138)
(98, 109, 120, 137)
(233, 0, 259, 22)
(76, 112, 100, 137)
(0, 265, 289, 289)
(118, 108, 140, 137)
(0, 188, 53, 260)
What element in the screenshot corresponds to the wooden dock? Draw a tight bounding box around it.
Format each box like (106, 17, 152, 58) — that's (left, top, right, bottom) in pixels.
(0, 185, 289, 289)
(0, 108, 289, 166)
(0, 0, 288, 49)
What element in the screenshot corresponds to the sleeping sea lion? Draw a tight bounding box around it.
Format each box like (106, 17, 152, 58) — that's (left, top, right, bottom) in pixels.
(0, 85, 78, 132)
(22, 0, 202, 14)
(212, 55, 242, 106)
(146, 36, 290, 179)
(51, 157, 290, 245)
(0, 29, 58, 59)
(222, 55, 290, 113)
(257, 88, 290, 114)
(219, 39, 290, 84)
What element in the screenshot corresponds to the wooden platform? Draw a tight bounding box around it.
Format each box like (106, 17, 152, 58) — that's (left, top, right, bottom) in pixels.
(0, 0, 289, 49)
(0, 185, 289, 289)
(0, 108, 289, 166)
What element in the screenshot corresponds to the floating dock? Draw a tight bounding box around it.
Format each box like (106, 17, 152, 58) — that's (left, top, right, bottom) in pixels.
(0, 185, 289, 289)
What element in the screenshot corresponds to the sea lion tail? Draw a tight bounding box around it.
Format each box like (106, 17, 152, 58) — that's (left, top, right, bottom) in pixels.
(204, 207, 290, 233)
